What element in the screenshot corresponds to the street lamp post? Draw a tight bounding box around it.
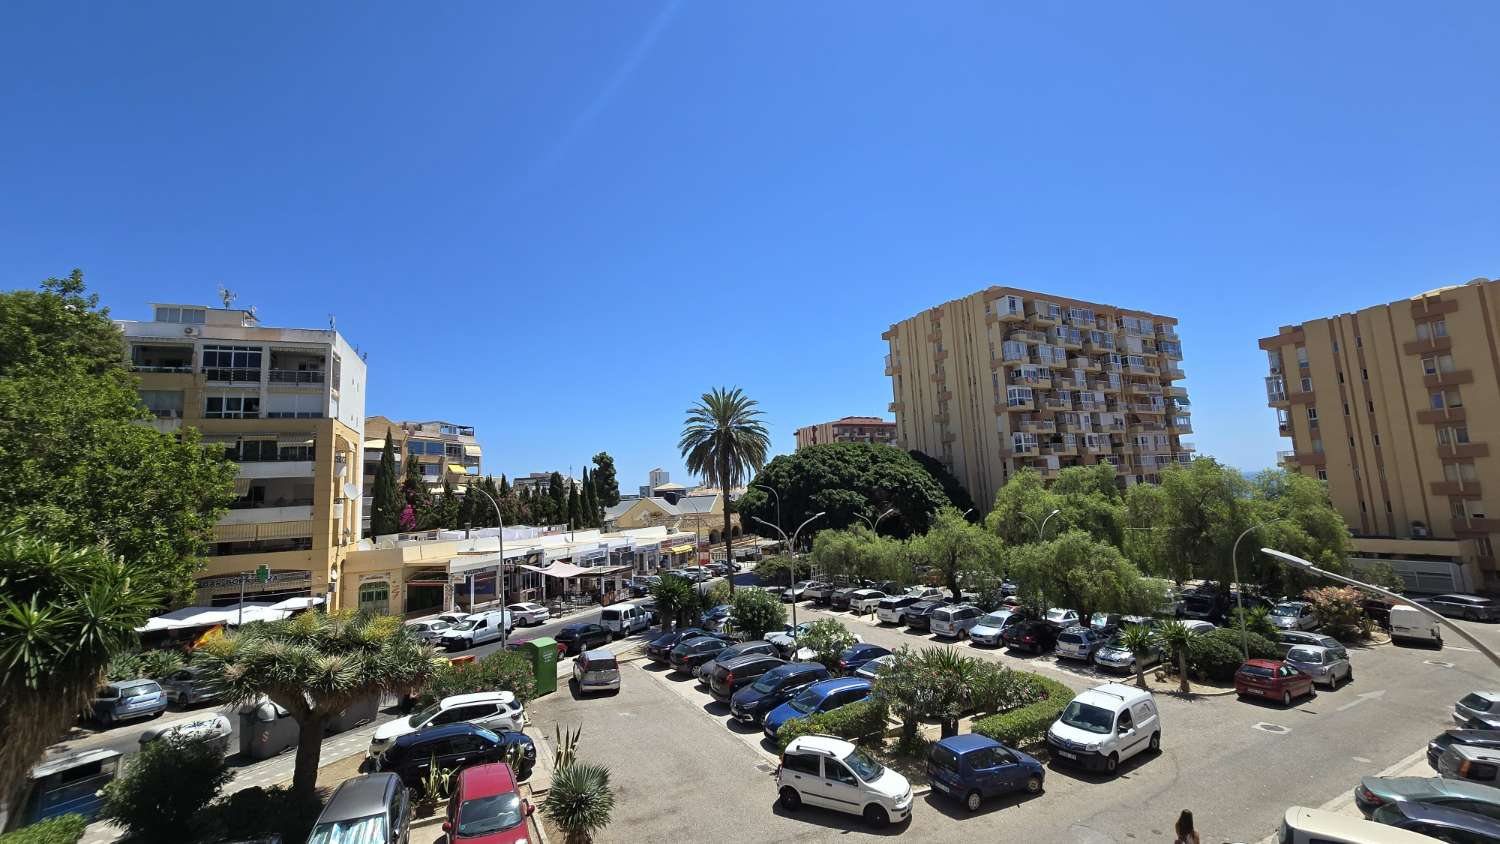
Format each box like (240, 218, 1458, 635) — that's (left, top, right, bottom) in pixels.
(754, 512, 825, 629)
(1229, 519, 1286, 661)
(855, 508, 897, 533)
(469, 486, 510, 651)
(1261, 547, 1500, 672)
(754, 484, 782, 535)
(1020, 508, 1063, 542)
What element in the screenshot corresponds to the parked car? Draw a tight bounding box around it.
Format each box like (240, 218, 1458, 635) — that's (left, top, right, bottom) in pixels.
(768, 622, 814, 658)
(1421, 594, 1500, 622)
(1235, 659, 1315, 706)
(875, 595, 923, 625)
(1002, 619, 1060, 654)
(405, 619, 453, 644)
(830, 588, 861, 611)
(930, 605, 983, 639)
(139, 714, 232, 754)
(1439, 744, 1500, 784)
(1054, 626, 1109, 662)
(159, 667, 221, 707)
(1045, 683, 1160, 774)
(1094, 630, 1162, 673)
(728, 662, 831, 726)
(369, 692, 525, 756)
(600, 603, 650, 638)
(837, 644, 892, 674)
(805, 582, 839, 605)
(854, 653, 896, 681)
(1182, 590, 1227, 623)
(764, 678, 874, 739)
(1043, 608, 1080, 629)
(1089, 613, 1122, 634)
(1278, 806, 1439, 844)
(905, 586, 945, 602)
(441, 611, 512, 651)
(968, 608, 1032, 646)
(1355, 775, 1500, 820)
(309, 773, 410, 844)
(696, 640, 777, 685)
(904, 600, 947, 632)
(698, 603, 733, 628)
(709, 652, 785, 701)
(927, 733, 1044, 811)
(92, 680, 168, 726)
(572, 649, 621, 695)
(443, 763, 532, 844)
(434, 612, 470, 626)
(1277, 631, 1344, 656)
(849, 589, 887, 614)
(1362, 597, 1396, 629)
(1456, 692, 1500, 729)
(1181, 619, 1217, 635)
(670, 636, 733, 675)
(505, 602, 550, 626)
(1284, 645, 1353, 688)
(776, 735, 913, 827)
(1431, 731, 1500, 771)
(556, 623, 611, 657)
(1271, 601, 1320, 631)
(372, 724, 534, 789)
(1391, 605, 1444, 646)
(783, 581, 815, 602)
(1371, 800, 1500, 842)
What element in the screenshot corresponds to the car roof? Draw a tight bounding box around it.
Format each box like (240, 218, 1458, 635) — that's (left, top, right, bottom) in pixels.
(1079, 683, 1152, 707)
(580, 649, 615, 661)
(1282, 807, 1436, 842)
(1390, 800, 1500, 833)
(456, 762, 518, 797)
(1244, 658, 1283, 668)
(560, 623, 595, 633)
(393, 722, 488, 745)
(937, 733, 1001, 755)
(786, 734, 856, 757)
(442, 691, 516, 707)
(807, 677, 870, 696)
(110, 679, 160, 689)
(1470, 691, 1500, 701)
(319, 773, 399, 822)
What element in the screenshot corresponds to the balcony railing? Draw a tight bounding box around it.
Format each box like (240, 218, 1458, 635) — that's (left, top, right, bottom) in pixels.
(132, 364, 192, 374)
(228, 497, 315, 510)
(203, 367, 262, 384)
(269, 369, 326, 384)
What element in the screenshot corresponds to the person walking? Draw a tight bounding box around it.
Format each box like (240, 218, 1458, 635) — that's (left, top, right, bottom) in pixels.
(1174, 810, 1201, 844)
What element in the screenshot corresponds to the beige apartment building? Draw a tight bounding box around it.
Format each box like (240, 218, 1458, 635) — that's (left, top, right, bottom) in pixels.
(118, 303, 366, 608)
(1260, 276, 1500, 594)
(794, 416, 898, 450)
(361, 417, 483, 535)
(884, 287, 1191, 508)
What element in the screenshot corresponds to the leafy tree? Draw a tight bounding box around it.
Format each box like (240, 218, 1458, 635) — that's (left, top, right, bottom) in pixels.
(1359, 561, 1406, 594)
(680, 387, 771, 594)
(591, 452, 621, 507)
(1145, 458, 1255, 586)
(907, 449, 974, 517)
(196, 610, 438, 802)
(436, 479, 460, 530)
(986, 466, 1122, 548)
(1250, 469, 1352, 594)
(543, 761, 615, 844)
(1118, 625, 1159, 689)
(548, 471, 568, 525)
(729, 587, 786, 640)
(649, 576, 698, 631)
(911, 507, 1003, 599)
(798, 619, 857, 672)
(369, 429, 401, 536)
(100, 734, 232, 841)
(567, 482, 581, 529)
(0, 270, 122, 374)
(400, 451, 432, 529)
(1156, 620, 1193, 694)
(750, 554, 810, 588)
(496, 474, 516, 526)
(1302, 585, 1365, 641)
(1006, 529, 1155, 621)
(810, 526, 901, 585)
(457, 481, 479, 530)
(1121, 483, 1174, 578)
(0, 814, 87, 844)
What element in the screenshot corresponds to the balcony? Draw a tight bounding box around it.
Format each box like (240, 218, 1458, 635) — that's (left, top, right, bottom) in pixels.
(1172, 420, 1194, 434)
(1048, 330, 1083, 351)
(1157, 325, 1180, 340)
(129, 343, 193, 373)
(1295, 451, 1328, 467)
(930, 372, 945, 383)
(937, 391, 953, 402)
(1126, 362, 1159, 376)
(993, 300, 1025, 322)
(1453, 516, 1500, 537)
(933, 413, 950, 425)
(1416, 406, 1466, 424)
(1161, 366, 1186, 380)
(1094, 379, 1120, 393)
(1178, 440, 1196, 452)
(1431, 480, 1482, 497)
(1277, 450, 1296, 465)
(1009, 375, 1053, 391)
(1439, 442, 1490, 460)
(1019, 418, 1056, 434)
(934, 350, 949, 362)
(888, 401, 903, 413)
(203, 367, 262, 384)
(1402, 335, 1452, 355)
(1410, 297, 1459, 319)
(1041, 396, 1069, 411)
(219, 503, 315, 525)
(927, 329, 943, 343)
(1009, 329, 1047, 345)
(1278, 421, 1292, 437)
(1169, 385, 1189, 398)
(1028, 303, 1060, 325)
(236, 461, 316, 479)
(884, 354, 901, 376)
(1070, 357, 1099, 372)
(268, 369, 326, 386)
(1424, 370, 1473, 389)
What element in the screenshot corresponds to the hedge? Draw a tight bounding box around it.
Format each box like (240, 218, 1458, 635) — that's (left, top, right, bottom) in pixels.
(0, 815, 86, 844)
(1187, 628, 1278, 683)
(971, 674, 1074, 748)
(775, 698, 889, 752)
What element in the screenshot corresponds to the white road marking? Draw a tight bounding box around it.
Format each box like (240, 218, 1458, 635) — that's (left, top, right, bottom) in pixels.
(1447, 646, 1479, 652)
(1352, 756, 1372, 763)
(1336, 689, 1387, 712)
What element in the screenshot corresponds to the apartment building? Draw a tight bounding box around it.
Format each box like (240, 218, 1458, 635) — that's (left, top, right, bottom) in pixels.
(794, 416, 898, 450)
(361, 417, 482, 535)
(884, 287, 1191, 508)
(118, 303, 366, 607)
(1259, 277, 1500, 593)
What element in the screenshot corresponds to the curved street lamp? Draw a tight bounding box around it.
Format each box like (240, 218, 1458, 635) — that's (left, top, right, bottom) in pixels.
(1229, 519, 1286, 660)
(754, 512, 826, 628)
(468, 485, 510, 651)
(855, 508, 897, 533)
(753, 484, 782, 534)
(1020, 508, 1063, 542)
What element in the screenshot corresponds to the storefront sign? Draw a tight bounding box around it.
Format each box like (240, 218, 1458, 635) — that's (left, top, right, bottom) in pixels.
(196, 571, 311, 589)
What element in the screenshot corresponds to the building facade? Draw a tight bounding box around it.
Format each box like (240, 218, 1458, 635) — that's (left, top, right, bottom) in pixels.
(1259, 277, 1500, 593)
(118, 303, 366, 608)
(884, 286, 1191, 508)
(361, 417, 482, 535)
(794, 416, 898, 450)
(639, 467, 671, 499)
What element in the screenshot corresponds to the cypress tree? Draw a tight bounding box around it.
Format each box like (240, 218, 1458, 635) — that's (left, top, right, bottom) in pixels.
(547, 471, 568, 525)
(567, 483, 581, 529)
(369, 427, 401, 536)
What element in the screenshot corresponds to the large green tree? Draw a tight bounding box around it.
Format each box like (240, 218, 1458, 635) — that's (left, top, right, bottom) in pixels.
(547, 471, 568, 526)
(911, 506, 1004, 599)
(987, 465, 1123, 549)
(591, 452, 620, 507)
(907, 449, 974, 516)
(679, 387, 771, 591)
(436, 478, 460, 529)
(1007, 529, 1158, 621)
(0, 270, 122, 374)
(369, 429, 401, 536)
(1247, 469, 1352, 595)
(809, 525, 906, 585)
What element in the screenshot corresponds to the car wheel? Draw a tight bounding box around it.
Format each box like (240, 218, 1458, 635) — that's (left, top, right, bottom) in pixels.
(1104, 753, 1119, 774)
(779, 787, 801, 811)
(964, 790, 983, 812)
(863, 805, 889, 828)
(1149, 731, 1161, 752)
(1025, 775, 1043, 794)
(1282, 690, 1292, 706)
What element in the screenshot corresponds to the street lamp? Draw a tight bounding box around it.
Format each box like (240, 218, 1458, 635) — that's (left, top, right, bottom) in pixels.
(754, 484, 782, 534)
(1229, 519, 1286, 661)
(469, 486, 510, 651)
(855, 508, 897, 533)
(754, 512, 825, 628)
(1260, 547, 1500, 672)
(1020, 508, 1063, 541)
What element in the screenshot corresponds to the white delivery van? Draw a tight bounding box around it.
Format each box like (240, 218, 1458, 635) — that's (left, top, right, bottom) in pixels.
(600, 602, 650, 638)
(439, 610, 510, 650)
(1045, 683, 1160, 775)
(1389, 604, 1442, 647)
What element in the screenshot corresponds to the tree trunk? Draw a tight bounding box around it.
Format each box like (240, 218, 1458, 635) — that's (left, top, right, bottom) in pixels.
(292, 712, 329, 802)
(1176, 651, 1191, 694)
(723, 505, 734, 594)
(1134, 661, 1147, 690)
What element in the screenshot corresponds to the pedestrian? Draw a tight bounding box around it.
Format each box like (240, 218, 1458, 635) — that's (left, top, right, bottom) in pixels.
(1174, 810, 1200, 844)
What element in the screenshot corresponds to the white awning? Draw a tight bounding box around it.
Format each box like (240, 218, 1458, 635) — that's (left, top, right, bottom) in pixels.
(364, 439, 386, 449)
(463, 444, 482, 457)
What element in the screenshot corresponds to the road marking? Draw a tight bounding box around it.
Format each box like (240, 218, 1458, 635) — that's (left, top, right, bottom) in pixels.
(1252, 722, 1290, 734)
(1352, 756, 1372, 763)
(1425, 659, 1455, 668)
(1447, 646, 1479, 653)
(1336, 689, 1386, 712)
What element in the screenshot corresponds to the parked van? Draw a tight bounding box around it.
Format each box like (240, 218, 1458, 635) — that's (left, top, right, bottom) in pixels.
(439, 610, 510, 650)
(1045, 683, 1160, 775)
(1278, 806, 1439, 843)
(600, 602, 650, 638)
(1390, 604, 1443, 647)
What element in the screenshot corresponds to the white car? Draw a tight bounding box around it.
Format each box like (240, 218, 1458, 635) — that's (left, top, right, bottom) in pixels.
(905, 587, 945, 602)
(854, 653, 896, 681)
(969, 610, 1026, 646)
(769, 622, 813, 658)
(1271, 601, 1319, 631)
(506, 602, 550, 626)
(404, 619, 451, 643)
(368, 691, 525, 755)
(1181, 620, 1216, 635)
(776, 735, 913, 827)
(1044, 608, 1080, 629)
(1045, 683, 1160, 775)
(850, 590, 888, 614)
(439, 610, 511, 650)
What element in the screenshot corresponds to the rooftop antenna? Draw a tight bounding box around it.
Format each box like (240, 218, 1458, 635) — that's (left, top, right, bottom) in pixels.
(328, 313, 337, 331)
(218, 285, 237, 309)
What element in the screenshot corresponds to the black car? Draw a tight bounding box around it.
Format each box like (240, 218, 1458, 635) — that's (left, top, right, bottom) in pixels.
(904, 601, 947, 632)
(709, 654, 786, 701)
(837, 643, 892, 673)
(1372, 800, 1500, 841)
(372, 723, 534, 790)
(1182, 590, 1227, 623)
(644, 627, 723, 663)
(1362, 597, 1395, 630)
(669, 636, 732, 675)
(830, 588, 860, 611)
(1430, 730, 1500, 770)
(1002, 619, 1060, 654)
(727, 662, 831, 725)
(555, 623, 610, 657)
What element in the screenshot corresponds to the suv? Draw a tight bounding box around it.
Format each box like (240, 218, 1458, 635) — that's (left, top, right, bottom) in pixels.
(764, 677, 873, 739)
(1424, 594, 1500, 622)
(370, 692, 525, 756)
(1045, 683, 1161, 775)
(669, 636, 732, 675)
(1002, 619, 1060, 654)
(849, 590, 887, 614)
(903, 600, 947, 632)
(776, 735, 913, 828)
(92, 679, 168, 726)
(728, 662, 830, 725)
(969, 609, 1031, 646)
(556, 623, 611, 657)
(159, 667, 221, 706)
(930, 605, 983, 639)
(697, 640, 777, 686)
(875, 595, 922, 625)
(309, 773, 410, 844)
(709, 653, 785, 702)
(373, 724, 535, 790)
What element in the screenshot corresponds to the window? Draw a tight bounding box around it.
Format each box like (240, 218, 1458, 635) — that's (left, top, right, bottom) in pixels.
(1386, 501, 1393, 513)
(1448, 389, 1464, 408)
(1343, 403, 1350, 416)
(153, 306, 206, 324)
(1422, 356, 1438, 376)
(1373, 434, 1381, 446)
(1356, 335, 1363, 348)
(1435, 319, 1448, 338)
(1438, 354, 1456, 373)
(1417, 322, 1431, 341)
(1317, 468, 1328, 481)
(1360, 500, 1367, 513)
(824, 761, 858, 785)
(783, 754, 819, 776)
(1312, 439, 1324, 453)
(1432, 392, 1446, 410)
(204, 395, 260, 419)
(1006, 387, 1033, 407)
(1478, 537, 1494, 558)
(1296, 346, 1309, 366)
(1300, 377, 1313, 392)
(1368, 400, 1375, 413)
(1338, 371, 1345, 384)
(1457, 427, 1471, 444)
(1332, 340, 1340, 353)
(1306, 407, 1319, 421)
(358, 581, 390, 615)
(1362, 368, 1368, 380)
(1349, 437, 1355, 448)
(202, 345, 262, 371)
(138, 389, 184, 418)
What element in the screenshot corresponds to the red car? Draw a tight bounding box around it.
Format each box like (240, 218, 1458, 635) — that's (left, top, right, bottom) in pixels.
(1234, 658, 1314, 706)
(444, 762, 533, 844)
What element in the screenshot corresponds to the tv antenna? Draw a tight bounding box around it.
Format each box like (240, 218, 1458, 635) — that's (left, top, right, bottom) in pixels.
(218, 285, 237, 309)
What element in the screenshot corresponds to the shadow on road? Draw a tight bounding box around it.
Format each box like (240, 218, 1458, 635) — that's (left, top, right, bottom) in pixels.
(768, 798, 910, 835)
(922, 786, 1043, 819)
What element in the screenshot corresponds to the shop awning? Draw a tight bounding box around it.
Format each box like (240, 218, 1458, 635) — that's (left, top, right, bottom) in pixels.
(364, 439, 385, 449)
(519, 562, 589, 578)
(668, 543, 694, 554)
(447, 464, 470, 476)
(463, 444, 482, 457)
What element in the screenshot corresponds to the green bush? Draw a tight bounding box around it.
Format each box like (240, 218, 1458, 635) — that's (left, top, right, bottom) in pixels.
(100, 735, 232, 841)
(798, 619, 857, 673)
(105, 649, 187, 683)
(729, 587, 786, 640)
(971, 674, 1073, 748)
(196, 786, 325, 844)
(0, 815, 86, 844)
(417, 650, 536, 709)
(1186, 628, 1278, 682)
(775, 698, 889, 751)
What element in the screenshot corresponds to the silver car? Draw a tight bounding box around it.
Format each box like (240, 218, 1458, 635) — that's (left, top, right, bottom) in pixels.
(969, 610, 1026, 646)
(1283, 645, 1351, 688)
(1093, 631, 1163, 672)
(1456, 692, 1500, 729)
(1270, 601, 1319, 631)
(404, 619, 451, 643)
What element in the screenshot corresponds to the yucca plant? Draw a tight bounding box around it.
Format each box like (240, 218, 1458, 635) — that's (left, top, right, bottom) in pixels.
(1118, 625, 1159, 690)
(417, 753, 454, 809)
(553, 723, 581, 771)
(543, 762, 615, 844)
(1155, 620, 1193, 694)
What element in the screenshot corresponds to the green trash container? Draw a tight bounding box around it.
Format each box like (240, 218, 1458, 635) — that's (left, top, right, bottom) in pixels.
(521, 637, 558, 697)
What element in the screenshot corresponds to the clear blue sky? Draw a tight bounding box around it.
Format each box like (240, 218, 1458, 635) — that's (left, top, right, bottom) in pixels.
(4, 2, 1497, 495)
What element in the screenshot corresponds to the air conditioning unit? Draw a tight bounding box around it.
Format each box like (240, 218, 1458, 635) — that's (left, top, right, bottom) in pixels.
(183, 326, 197, 336)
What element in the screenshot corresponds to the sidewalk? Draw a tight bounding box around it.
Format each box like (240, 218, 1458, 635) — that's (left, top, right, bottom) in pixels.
(1252, 743, 1431, 843)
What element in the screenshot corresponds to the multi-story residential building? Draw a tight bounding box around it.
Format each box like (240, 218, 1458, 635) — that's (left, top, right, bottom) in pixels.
(361, 417, 482, 535)
(1259, 276, 1500, 594)
(118, 302, 366, 608)
(884, 287, 1191, 507)
(639, 467, 671, 499)
(794, 416, 898, 450)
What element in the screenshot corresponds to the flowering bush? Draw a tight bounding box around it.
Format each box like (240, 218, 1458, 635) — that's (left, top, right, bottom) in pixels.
(1303, 585, 1365, 641)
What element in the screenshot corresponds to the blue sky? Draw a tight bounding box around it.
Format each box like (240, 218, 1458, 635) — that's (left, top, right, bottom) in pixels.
(3, 2, 1497, 495)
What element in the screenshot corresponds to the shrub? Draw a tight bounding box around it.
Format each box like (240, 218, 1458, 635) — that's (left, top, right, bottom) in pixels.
(543, 762, 615, 844)
(775, 698, 888, 751)
(1229, 606, 1279, 641)
(971, 674, 1073, 748)
(196, 786, 324, 844)
(1303, 585, 1365, 641)
(730, 587, 786, 641)
(0, 815, 86, 844)
(798, 619, 857, 672)
(1186, 628, 1278, 682)
(417, 650, 536, 709)
(99, 735, 232, 841)
(105, 649, 187, 683)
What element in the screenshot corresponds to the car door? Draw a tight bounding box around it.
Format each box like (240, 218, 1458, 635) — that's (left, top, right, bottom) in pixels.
(407, 737, 449, 782)
(970, 748, 1013, 796)
(431, 704, 484, 728)
(469, 703, 507, 731)
(439, 734, 480, 772)
(820, 759, 866, 815)
(1115, 707, 1143, 759)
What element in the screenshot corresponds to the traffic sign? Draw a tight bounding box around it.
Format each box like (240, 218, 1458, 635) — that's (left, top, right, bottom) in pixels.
(255, 564, 271, 584)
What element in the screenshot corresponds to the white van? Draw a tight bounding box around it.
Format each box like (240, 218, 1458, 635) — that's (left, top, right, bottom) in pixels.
(439, 610, 510, 650)
(1045, 683, 1160, 775)
(600, 602, 650, 638)
(1389, 604, 1443, 647)
(1277, 806, 1438, 843)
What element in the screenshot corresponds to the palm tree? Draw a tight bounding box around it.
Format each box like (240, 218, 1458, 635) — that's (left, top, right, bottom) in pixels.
(679, 387, 770, 592)
(1156, 620, 1193, 694)
(1119, 625, 1159, 690)
(544, 761, 615, 843)
(196, 610, 439, 802)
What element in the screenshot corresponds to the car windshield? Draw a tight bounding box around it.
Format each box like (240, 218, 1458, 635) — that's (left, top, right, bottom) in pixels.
(1105, 635, 1126, 649)
(1046, 610, 1069, 621)
(120, 684, 157, 699)
(1059, 701, 1113, 734)
(409, 703, 442, 727)
(1462, 694, 1495, 712)
(1240, 665, 1274, 678)
(452, 620, 479, 631)
(307, 813, 387, 844)
(788, 688, 823, 714)
(1287, 648, 1322, 663)
(979, 613, 1009, 626)
(1271, 605, 1300, 617)
(844, 748, 884, 781)
(457, 792, 524, 835)
(751, 671, 787, 693)
(1091, 613, 1112, 626)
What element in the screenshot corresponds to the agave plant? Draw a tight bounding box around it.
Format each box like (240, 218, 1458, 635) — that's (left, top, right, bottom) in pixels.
(543, 762, 615, 844)
(553, 723, 581, 771)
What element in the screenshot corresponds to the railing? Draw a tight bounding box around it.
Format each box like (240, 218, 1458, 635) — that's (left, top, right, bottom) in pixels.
(265, 411, 325, 419)
(132, 364, 192, 373)
(203, 367, 262, 383)
(268, 369, 326, 384)
(228, 497, 315, 510)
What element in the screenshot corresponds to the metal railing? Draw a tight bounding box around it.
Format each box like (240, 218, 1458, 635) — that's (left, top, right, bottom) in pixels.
(268, 369, 326, 384)
(202, 367, 262, 383)
(132, 364, 192, 373)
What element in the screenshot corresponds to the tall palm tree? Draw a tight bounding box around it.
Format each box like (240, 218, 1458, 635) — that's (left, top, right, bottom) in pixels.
(679, 387, 770, 592)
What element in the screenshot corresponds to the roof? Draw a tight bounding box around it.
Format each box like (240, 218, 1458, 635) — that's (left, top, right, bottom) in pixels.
(786, 735, 856, 757)
(675, 494, 720, 514)
(1081, 683, 1151, 706)
(1281, 807, 1435, 843)
(456, 762, 519, 797)
(1387, 801, 1500, 834)
(442, 691, 516, 708)
(832, 416, 894, 425)
(1244, 659, 1283, 668)
(319, 774, 399, 822)
(653, 482, 687, 491)
(602, 501, 636, 521)
(109, 679, 161, 689)
(580, 649, 615, 661)
(392, 723, 489, 746)
(937, 733, 1001, 754)
(809, 677, 870, 695)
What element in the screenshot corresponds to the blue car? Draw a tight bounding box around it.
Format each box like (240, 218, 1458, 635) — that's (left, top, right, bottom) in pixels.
(763, 677, 873, 739)
(837, 644, 892, 674)
(927, 734, 1045, 812)
(92, 679, 168, 727)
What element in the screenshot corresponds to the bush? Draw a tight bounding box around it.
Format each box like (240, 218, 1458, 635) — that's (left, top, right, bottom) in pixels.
(100, 735, 232, 841)
(417, 650, 536, 709)
(971, 674, 1073, 748)
(105, 649, 187, 683)
(730, 587, 786, 640)
(543, 761, 615, 843)
(0, 815, 86, 844)
(1303, 585, 1365, 641)
(196, 786, 325, 844)
(775, 698, 889, 751)
(798, 619, 857, 672)
(1186, 628, 1278, 682)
